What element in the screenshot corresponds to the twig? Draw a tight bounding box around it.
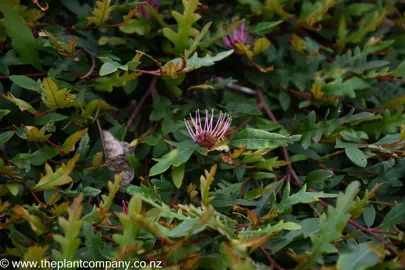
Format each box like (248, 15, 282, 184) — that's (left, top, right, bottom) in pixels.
(260, 247, 285, 270)
(212, 76, 256, 95)
(33, 0, 49, 11)
(229, 117, 253, 139)
(256, 88, 301, 185)
(80, 48, 96, 79)
(13, 178, 47, 208)
(369, 201, 396, 207)
(126, 76, 157, 130)
(169, 189, 180, 208)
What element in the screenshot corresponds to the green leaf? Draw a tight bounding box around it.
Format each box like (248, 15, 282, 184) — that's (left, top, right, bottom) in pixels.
(230, 128, 300, 149)
(35, 112, 68, 125)
(381, 201, 405, 228)
(149, 142, 196, 177)
(337, 243, 379, 270)
(82, 187, 102, 198)
(345, 147, 367, 167)
(393, 59, 405, 77)
(305, 169, 333, 189)
(165, 50, 234, 72)
(99, 61, 128, 76)
(277, 184, 336, 212)
(9, 76, 42, 93)
(2, 92, 36, 114)
(279, 91, 290, 111)
(30, 146, 60, 166)
(250, 21, 282, 35)
(363, 205, 376, 227)
(0, 2, 42, 70)
(0, 109, 10, 120)
(13, 152, 32, 172)
(0, 130, 14, 148)
(237, 0, 264, 14)
(172, 163, 185, 188)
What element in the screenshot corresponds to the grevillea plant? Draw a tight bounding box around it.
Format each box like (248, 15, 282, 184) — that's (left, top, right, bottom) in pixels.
(1, 0, 405, 269)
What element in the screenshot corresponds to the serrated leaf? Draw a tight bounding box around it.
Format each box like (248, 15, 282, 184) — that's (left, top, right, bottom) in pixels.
(278, 184, 336, 212)
(0, 157, 19, 179)
(0, 2, 41, 69)
(41, 77, 76, 109)
(24, 125, 52, 142)
(52, 194, 83, 261)
(33, 155, 80, 191)
(87, 0, 112, 26)
(162, 0, 201, 55)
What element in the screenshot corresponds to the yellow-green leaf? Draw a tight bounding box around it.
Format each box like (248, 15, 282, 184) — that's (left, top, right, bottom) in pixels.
(2, 93, 36, 114)
(62, 128, 88, 154)
(0, 157, 19, 179)
(311, 82, 324, 100)
(291, 34, 305, 52)
(81, 99, 115, 120)
(33, 154, 80, 191)
(24, 125, 52, 142)
(87, 0, 112, 26)
(41, 77, 76, 110)
(90, 152, 103, 170)
(5, 183, 19, 196)
(400, 124, 405, 142)
(384, 94, 405, 109)
(12, 205, 46, 235)
(253, 37, 270, 55)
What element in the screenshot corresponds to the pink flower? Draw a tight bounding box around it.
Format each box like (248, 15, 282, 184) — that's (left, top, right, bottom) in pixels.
(122, 200, 128, 214)
(138, 0, 160, 19)
(184, 110, 232, 149)
(223, 20, 249, 50)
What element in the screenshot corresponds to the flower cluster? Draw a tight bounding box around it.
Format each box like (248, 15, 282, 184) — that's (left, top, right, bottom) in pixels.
(138, 0, 160, 19)
(223, 20, 250, 54)
(184, 110, 232, 149)
(122, 200, 128, 214)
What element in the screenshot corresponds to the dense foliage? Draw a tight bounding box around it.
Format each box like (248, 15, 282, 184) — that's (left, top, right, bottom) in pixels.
(1, 0, 405, 269)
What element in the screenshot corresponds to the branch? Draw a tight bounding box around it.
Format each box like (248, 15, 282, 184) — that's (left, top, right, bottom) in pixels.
(80, 48, 96, 79)
(126, 76, 157, 130)
(256, 88, 301, 185)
